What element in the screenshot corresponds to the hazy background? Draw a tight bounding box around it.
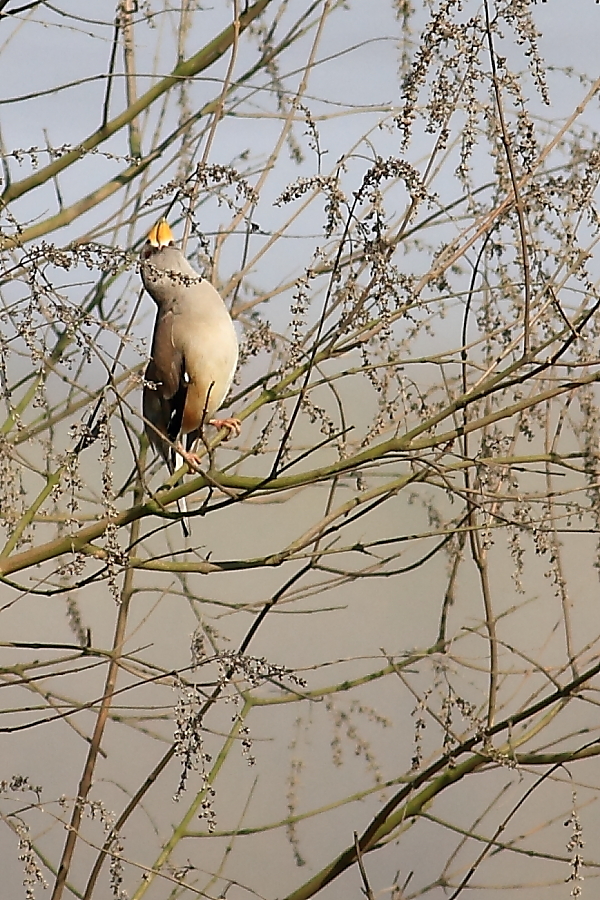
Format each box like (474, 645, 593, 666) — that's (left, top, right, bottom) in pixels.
(2, 2, 600, 899)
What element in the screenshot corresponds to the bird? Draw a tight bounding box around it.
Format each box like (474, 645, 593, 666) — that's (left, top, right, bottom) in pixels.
(141, 218, 240, 534)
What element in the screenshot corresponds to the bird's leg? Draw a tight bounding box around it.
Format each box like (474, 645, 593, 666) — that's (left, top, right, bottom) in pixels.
(209, 417, 242, 439)
(175, 441, 203, 472)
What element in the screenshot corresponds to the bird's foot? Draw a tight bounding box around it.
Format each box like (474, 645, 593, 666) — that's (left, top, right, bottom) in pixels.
(209, 417, 241, 439)
(175, 442, 203, 472)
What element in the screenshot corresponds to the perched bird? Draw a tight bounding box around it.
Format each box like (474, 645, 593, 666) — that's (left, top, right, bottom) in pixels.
(141, 219, 240, 534)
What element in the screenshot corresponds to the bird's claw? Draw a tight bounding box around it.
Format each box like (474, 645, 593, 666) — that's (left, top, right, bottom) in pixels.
(175, 442, 203, 472)
(209, 417, 241, 439)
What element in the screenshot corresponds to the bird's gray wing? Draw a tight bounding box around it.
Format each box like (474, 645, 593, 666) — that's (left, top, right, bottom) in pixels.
(143, 308, 188, 464)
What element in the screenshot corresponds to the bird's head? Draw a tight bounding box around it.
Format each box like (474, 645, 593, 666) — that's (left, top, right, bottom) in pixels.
(140, 218, 201, 302)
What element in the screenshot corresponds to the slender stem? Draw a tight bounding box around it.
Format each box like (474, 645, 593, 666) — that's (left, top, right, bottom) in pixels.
(50, 451, 146, 900)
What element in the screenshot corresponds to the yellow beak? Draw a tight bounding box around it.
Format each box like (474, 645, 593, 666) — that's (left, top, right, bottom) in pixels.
(147, 218, 174, 248)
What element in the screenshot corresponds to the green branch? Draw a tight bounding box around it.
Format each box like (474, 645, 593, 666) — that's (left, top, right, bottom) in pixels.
(0, 0, 272, 210)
